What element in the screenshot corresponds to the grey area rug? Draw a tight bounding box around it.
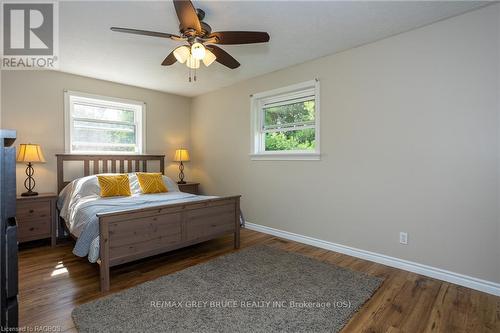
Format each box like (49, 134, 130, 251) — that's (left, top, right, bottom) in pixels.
(72, 245, 383, 332)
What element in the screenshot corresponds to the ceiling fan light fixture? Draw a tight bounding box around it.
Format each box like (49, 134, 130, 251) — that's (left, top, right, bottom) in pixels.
(173, 46, 190, 63)
(186, 54, 200, 69)
(111, 0, 270, 81)
(191, 42, 206, 60)
(202, 49, 216, 67)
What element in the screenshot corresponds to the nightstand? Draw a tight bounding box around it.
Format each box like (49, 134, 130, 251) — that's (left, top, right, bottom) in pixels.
(16, 193, 57, 247)
(178, 182, 200, 195)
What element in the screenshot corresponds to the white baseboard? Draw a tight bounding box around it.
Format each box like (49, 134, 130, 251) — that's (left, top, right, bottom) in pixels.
(245, 222, 500, 296)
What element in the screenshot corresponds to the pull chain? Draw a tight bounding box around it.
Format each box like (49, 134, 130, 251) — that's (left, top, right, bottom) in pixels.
(187, 64, 199, 82)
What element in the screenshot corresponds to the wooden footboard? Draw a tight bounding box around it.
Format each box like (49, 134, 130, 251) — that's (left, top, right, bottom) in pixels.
(97, 196, 241, 292)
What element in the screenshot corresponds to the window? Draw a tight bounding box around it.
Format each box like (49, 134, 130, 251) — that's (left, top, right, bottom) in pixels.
(250, 80, 320, 160)
(64, 91, 145, 154)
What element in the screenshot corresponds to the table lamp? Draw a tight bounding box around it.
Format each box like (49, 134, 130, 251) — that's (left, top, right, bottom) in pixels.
(173, 149, 190, 184)
(16, 143, 46, 196)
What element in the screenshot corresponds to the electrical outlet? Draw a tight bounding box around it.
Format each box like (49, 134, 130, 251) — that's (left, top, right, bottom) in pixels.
(399, 232, 408, 245)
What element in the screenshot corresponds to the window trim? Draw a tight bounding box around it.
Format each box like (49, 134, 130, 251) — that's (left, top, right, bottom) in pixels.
(64, 90, 146, 155)
(249, 79, 320, 161)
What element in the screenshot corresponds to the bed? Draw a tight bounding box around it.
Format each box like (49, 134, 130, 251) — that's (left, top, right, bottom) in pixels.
(56, 154, 241, 292)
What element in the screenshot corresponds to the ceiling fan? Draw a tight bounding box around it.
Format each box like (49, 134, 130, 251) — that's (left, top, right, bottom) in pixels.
(111, 0, 270, 81)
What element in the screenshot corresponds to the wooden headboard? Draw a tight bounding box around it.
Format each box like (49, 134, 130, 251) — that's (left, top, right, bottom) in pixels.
(56, 154, 165, 193)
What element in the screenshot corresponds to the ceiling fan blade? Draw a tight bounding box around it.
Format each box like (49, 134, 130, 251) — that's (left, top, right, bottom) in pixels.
(173, 0, 202, 34)
(111, 27, 180, 40)
(209, 31, 270, 45)
(207, 45, 240, 69)
(161, 50, 177, 66)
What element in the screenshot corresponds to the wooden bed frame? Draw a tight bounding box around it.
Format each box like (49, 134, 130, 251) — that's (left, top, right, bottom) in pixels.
(56, 154, 240, 292)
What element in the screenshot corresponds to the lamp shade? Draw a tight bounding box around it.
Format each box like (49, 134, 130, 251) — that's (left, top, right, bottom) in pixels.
(202, 49, 216, 67)
(17, 144, 46, 163)
(173, 45, 190, 64)
(173, 149, 190, 162)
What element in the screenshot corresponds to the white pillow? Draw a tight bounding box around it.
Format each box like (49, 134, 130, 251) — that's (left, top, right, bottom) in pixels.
(129, 173, 179, 193)
(162, 175, 180, 192)
(61, 173, 179, 197)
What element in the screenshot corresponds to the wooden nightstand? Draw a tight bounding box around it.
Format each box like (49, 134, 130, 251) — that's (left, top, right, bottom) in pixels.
(178, 182, 200, 195)
(16, 193, 57, 247)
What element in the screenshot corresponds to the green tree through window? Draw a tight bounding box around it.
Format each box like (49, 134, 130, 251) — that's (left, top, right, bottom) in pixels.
(263, 100, 315, 151)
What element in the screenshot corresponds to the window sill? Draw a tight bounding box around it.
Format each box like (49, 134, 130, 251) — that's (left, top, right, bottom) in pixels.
(249, 152, 321, 161)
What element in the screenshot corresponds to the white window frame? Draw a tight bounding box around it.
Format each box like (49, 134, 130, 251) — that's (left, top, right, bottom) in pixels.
(64, 90, 146, 154)
(250, 79, 320, 160)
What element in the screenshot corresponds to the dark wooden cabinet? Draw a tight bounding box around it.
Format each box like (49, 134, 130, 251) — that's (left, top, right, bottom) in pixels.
(0, 129, 17, 330)
(16, 193, 57, 247)
(178, 182, 200, 195)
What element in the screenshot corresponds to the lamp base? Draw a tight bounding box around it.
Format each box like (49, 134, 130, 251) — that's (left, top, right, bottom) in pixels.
(21, 191, 38, 197)
(177, 161, 186, 185)
(22, 163, 38, 197)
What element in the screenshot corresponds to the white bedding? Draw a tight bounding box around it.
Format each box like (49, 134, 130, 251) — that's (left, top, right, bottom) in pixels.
(58, 174, 216, 262)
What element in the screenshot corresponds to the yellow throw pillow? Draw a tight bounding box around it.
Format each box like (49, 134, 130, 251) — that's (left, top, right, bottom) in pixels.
(136, 173, 168, 194)
(97, 174, 132, 197)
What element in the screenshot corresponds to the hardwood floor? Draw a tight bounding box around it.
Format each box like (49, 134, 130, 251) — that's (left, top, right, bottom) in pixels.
(18, 228, 499, 332)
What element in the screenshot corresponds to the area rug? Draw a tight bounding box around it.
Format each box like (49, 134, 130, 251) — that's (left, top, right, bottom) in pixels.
(72, 245, 383, 332)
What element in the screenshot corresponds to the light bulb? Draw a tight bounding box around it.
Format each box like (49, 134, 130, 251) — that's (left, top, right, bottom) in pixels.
(173, 46, 190, 63)
(186, 54, 200, 69)
(202, 49, 216, 67)
(191, 42, 206, 60)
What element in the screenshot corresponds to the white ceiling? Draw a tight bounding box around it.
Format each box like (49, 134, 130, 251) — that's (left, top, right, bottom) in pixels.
(59, 1, 489, 97)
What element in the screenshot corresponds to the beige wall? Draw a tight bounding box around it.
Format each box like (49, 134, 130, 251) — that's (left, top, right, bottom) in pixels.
(191, 5, 500, 283)
(1, 70, 191, 194)
(498, 3, 500, 285)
